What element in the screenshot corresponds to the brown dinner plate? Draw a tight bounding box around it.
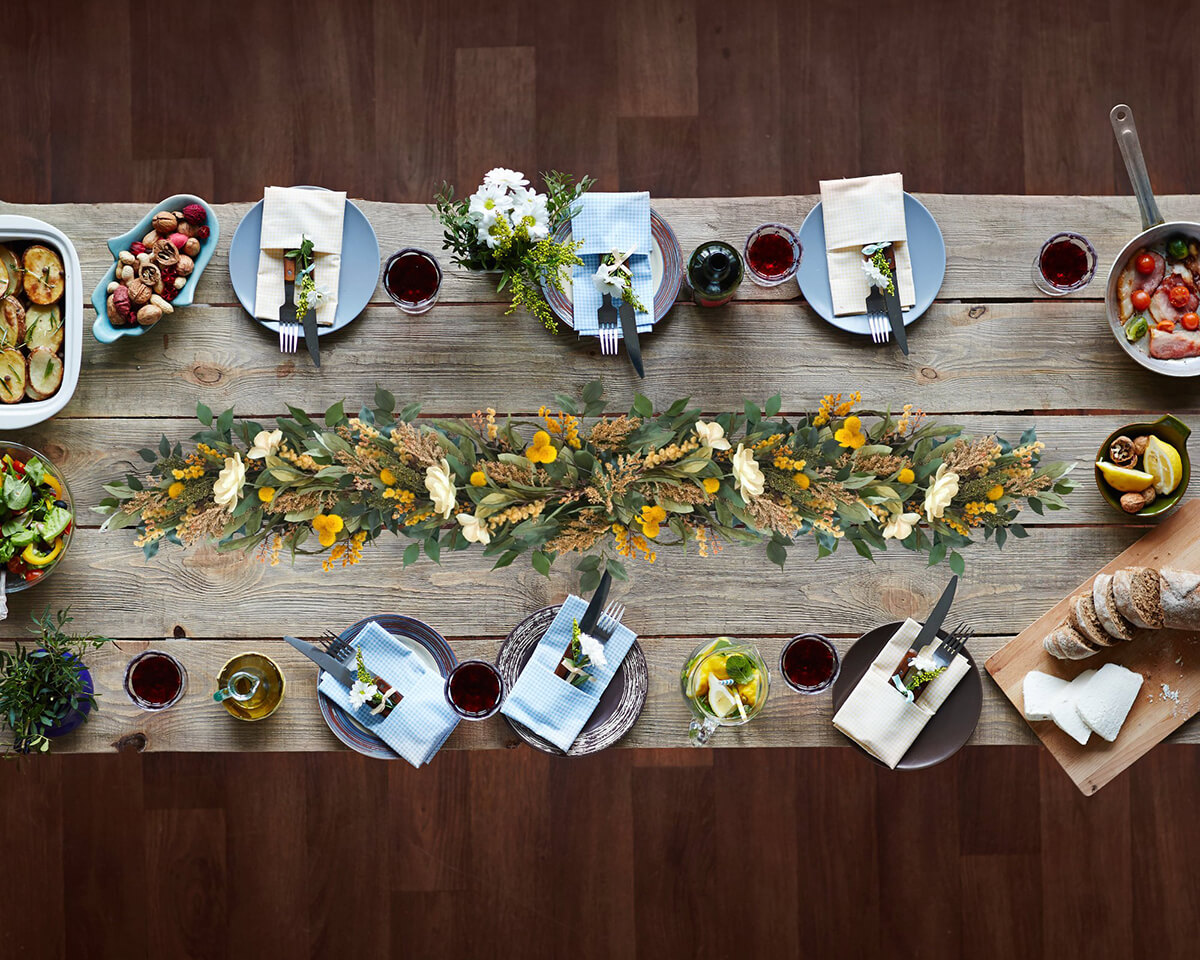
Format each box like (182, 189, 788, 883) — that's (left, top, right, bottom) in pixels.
(831, 620, 983, 770)
(497, 604, 648, 757)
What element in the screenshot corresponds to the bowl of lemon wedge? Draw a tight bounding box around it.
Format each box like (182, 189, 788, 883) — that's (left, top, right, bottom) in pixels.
(1095, 415, 1191, 516)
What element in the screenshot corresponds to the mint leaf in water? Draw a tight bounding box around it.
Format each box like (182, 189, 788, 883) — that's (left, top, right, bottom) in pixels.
(725, 653, 755, 684)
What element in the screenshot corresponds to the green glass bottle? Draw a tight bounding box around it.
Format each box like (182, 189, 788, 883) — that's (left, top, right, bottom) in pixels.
(687, 240, 743, 307)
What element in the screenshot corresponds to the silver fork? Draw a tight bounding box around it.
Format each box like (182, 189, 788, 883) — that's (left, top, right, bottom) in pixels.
(323, 629, 353, 665)
(594, 600, 625, 642)
(598, 312, 619, 356)
(865, 287, 890, 345)
(936, 621, 974, 667)
(278, 322, 300, 354)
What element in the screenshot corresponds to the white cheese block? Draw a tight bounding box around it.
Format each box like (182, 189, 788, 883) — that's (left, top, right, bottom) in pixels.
(1022, 671, 1070, 721)
(1074, 662, 1144, 743)
(1049, 669, 1097, 745)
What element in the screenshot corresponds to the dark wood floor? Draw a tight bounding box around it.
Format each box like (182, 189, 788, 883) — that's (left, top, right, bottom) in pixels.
(5, 1, 1200, 958)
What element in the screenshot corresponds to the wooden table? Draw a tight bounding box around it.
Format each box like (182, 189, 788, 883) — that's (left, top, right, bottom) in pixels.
(2, 194, 1198, 755)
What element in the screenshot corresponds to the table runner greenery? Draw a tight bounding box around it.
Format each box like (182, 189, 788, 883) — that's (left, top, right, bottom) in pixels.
(97, 384, 1074, 589)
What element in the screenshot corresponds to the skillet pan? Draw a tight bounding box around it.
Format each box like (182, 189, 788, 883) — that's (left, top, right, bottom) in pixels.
(1105, 103, 1200, 378)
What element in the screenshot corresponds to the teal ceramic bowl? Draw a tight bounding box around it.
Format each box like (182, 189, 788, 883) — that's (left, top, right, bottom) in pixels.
(90, 194, 219, 343)
(1095, 414, 1191, 517)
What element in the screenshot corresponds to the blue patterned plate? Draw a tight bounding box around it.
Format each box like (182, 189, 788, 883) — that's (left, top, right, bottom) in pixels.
(317, 614, 457, 760)
(795, 192, 946, 336)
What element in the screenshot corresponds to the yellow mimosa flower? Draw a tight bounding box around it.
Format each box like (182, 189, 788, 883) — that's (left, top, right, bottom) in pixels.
(526, 430, 558, 464)
(313, 513, 344, 548)
(258, 486, 276, 503)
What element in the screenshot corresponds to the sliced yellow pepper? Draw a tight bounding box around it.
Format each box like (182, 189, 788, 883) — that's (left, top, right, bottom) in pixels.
(22, 537, 63, 568)
(43, 473, 62, 499)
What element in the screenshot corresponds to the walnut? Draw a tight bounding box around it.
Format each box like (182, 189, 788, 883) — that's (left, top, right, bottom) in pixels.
(182, 236, 201, 257)
(1133, 435, 1150, 456)
(106, 293, 119, 324)
(136, 303, 162, 326)
(136, 262, 162, 289)
(175, 254, 194, 276)
(125, 277, 152, 305)
(176, 221, 196, 238)
(1108, 435, 1137, 467)
(152, 211, 178, 235)
(151, 237, 180, 268)
(1120, 491, 1147, 513)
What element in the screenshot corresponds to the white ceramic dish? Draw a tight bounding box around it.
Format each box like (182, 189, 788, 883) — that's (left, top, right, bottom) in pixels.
(0, 216, 82, 429)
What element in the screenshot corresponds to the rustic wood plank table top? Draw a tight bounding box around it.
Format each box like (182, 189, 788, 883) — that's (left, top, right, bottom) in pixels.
(2, 194, 1198, 754)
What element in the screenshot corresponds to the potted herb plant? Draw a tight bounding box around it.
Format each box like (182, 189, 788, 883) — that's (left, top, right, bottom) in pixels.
(0, 609, 109, 754)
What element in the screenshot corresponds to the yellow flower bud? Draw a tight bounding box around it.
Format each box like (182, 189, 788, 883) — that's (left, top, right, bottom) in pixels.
(987, 484, 1004, 501)
(380, 468, 397, 486)
(167, 481, 184, 498)
(794, 472, 811, 490)
(258, 486, 276, 503)
(470, 470, 487, 487)
(896, 468, 915, 484)
(702, 477, 720, 494)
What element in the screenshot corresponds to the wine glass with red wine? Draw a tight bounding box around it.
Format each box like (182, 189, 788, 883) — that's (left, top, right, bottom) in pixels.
(444, 659, 505, 720)
(384, 248, 442, 315)
(744, 223, 802, 287)
(124, 650, 187, 711)
(779, 634, 839, 695)
(1033, 232, 1096, 296)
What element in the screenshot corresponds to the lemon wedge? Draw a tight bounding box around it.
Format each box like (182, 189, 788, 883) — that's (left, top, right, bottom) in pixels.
(707, 679, 740, 719)
(1142, 436, 1183, 496)
(1096, 460, 1154, 493)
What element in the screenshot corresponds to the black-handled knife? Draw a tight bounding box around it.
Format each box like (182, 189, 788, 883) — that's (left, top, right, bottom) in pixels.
(301, 274, 321, 369)
(578, 570, 612, 636)
(617, 298, 645, 378)
(285, 635, 353, 687)
(881, 249, 908, 355)
(913, 575, 958, 651)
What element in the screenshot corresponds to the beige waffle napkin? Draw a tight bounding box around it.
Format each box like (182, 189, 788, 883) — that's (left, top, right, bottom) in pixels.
(832, 618, 969, 769)
(819, 173, 916, 316)
(254, 186, 346, 327)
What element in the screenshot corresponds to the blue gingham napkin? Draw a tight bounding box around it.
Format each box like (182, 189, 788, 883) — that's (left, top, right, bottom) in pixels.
(318, 622, 459, 768)
(500, 595, 637, 752)
(570, 192, 654, 336)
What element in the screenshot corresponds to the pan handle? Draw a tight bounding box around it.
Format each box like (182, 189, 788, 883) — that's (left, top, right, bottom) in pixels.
(1110, 103, 1164, 230)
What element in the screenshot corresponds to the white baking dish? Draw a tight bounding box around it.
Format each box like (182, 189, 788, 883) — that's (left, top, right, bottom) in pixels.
(0, 215, 83, 429)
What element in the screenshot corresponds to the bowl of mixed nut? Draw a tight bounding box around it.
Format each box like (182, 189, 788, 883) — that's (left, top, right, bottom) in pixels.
(90, 194, 219, 343)
(1094, 414, 1191, 517)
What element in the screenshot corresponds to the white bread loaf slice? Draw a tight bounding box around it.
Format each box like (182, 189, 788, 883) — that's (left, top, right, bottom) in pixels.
(1022, 671, 1070, 721)
(1092, 573, 1135, 642)
(1068, 593, 1117, 648)
(1050, 669, 1097, 745)
(1074, 662, 1144, 742)
(1159, 568, 1200, 632)
(1113, 566, 1163, 629)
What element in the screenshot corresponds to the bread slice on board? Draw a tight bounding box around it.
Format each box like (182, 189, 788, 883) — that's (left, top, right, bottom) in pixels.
(1044, 623, 1097, 661)
(1092, 573, 1136, 642)
(1159, 568, 1200, 631)
(1069, 593, 1118, 648)
(1113, 566, 1163, 629)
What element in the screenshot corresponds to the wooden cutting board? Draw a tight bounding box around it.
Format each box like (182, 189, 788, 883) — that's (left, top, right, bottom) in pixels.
(987, 498, 1200, 796)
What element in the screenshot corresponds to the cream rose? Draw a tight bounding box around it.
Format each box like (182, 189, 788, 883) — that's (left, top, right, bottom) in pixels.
(923, 464, 960, 521)
(213, 452, 246, 512)
(694, 419, 731, 451)
(425, 458, 457, 519)
(882, 509, 922, 541)
(731, 444, 765, 500)
(456, 511, 491, 545)
(247, 428, 283, 460)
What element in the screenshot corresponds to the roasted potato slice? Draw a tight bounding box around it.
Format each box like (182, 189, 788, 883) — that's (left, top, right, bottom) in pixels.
(0, 348, 26, 403)
(0, 246, 18, 295)
(25, 347, 63, 400)
(22, 244, 65, 305)
(0, 295, 25, 348)
(23, 302, 62, 352)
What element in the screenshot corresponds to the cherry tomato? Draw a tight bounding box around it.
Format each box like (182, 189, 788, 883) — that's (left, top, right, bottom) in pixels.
(1136, 253, 1157, 274)
(1169, 284, 1191, 308)
(6, 557, 29, 576)
(1157, 320, 1177, 333)
(10, 459, 25, 476)
(1184, 312, 1200, 331)
(23, 571, 42, 584)
(1131, 289, 1151, 311)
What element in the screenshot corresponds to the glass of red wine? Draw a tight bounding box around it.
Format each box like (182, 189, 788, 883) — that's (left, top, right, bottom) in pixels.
(744, 223, 802, 287)
(444, 659, 505, 720)
(124, 650, 187, 711)
(779, 634, 840, 695)
(383, 248, 442, 315)
(1033, 232, 1096, 296)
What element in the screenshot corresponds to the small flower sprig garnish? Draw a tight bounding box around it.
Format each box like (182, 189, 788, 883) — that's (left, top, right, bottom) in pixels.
(594, 249, 647, 313)
(560, 618, 596, 688)
(904, 665, 947, 691)
(861, 241, 895, 295)
(285, 236, 327, 322)
(349, 647, 384, 710)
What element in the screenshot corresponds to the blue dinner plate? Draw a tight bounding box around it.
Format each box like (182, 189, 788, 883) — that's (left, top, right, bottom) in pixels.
(228, 186, 380, 335)
(796, 193, 946, 336)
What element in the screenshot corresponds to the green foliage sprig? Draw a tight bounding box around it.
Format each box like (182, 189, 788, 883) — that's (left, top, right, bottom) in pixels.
(96, 384, 1075, 590)
(0, 609, 109, 755)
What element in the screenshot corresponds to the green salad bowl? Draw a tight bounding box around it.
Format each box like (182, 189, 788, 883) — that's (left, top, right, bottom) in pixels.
(1095, 414, 1191, 517)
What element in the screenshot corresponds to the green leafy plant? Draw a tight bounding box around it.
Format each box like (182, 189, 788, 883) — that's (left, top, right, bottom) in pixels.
(0, 609, 109, 755)
(96, 384, 1074, 588)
